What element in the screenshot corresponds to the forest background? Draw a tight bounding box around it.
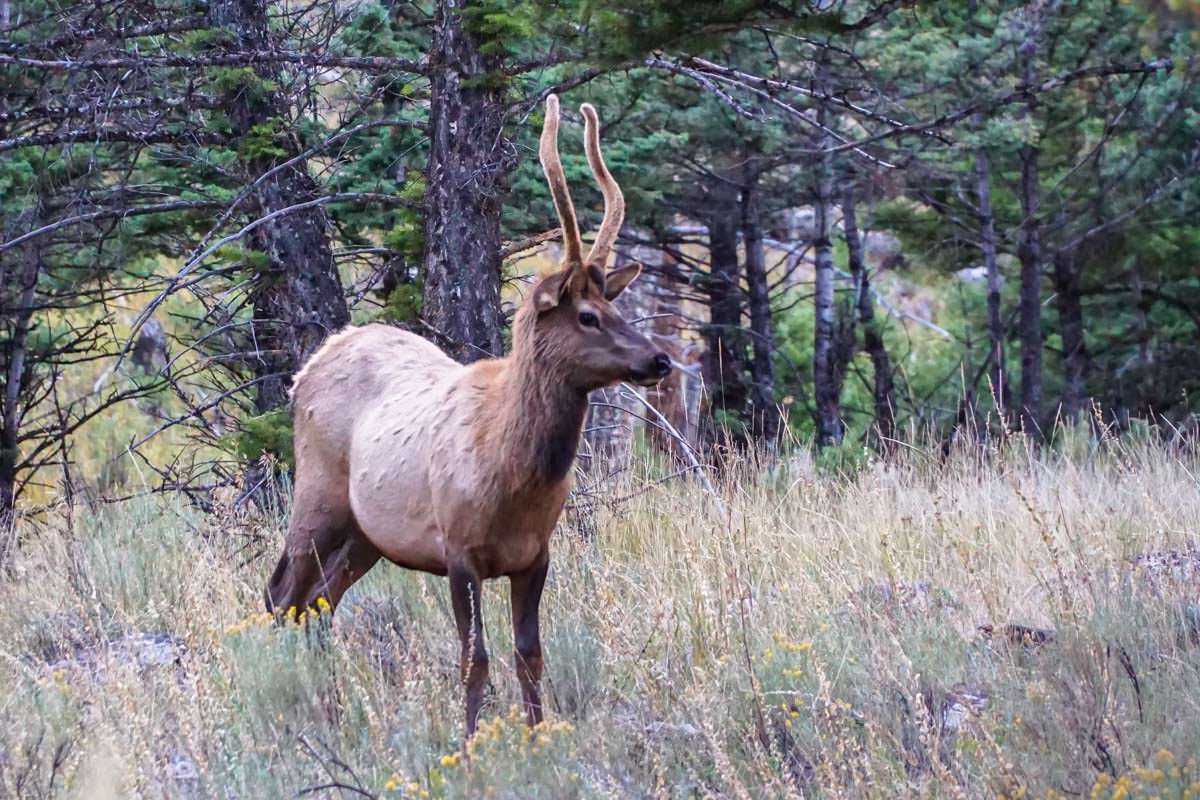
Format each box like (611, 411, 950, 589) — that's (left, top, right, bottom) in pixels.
(4, 2, 1200, 798)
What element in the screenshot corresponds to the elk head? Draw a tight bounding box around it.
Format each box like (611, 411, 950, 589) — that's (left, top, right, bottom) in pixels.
(524, 94, 671, 391)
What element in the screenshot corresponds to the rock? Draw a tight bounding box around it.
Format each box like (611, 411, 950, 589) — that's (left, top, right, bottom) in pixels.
(864, 230, 903, 270)
(977, 623, 1056, 648)
(940, 685, 989, 734)
(642, 720, 701, 738)
(1132, 548, 1200, 590)
(131, 315, 169, 375)
(46, 632, 188, 679)
(166, 751, 199, 783)
(774, 206, 817, 243)
(954, 265, 990, 285)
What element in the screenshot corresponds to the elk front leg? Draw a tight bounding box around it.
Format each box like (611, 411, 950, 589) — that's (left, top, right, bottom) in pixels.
(449, 562, 489, 736)
(510, 551, 548, 726)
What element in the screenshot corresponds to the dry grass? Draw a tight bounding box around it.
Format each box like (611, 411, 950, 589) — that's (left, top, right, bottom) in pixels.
(2, 435, 1199, 799)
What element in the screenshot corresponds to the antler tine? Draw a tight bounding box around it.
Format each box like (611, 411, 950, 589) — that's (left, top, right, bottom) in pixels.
(539, 94, 583, 266)
(581, 102, 625, 269)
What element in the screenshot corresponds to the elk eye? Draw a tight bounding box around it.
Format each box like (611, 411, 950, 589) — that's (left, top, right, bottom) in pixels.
(578, 311, 600, 329)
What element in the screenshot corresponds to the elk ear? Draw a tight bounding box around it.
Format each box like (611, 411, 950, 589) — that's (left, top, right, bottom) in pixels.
(604, 262, 642, 300)
(533, 270, 573, 313)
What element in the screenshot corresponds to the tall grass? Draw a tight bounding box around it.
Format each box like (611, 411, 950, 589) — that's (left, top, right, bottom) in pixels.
(2, 436, 1199, 798)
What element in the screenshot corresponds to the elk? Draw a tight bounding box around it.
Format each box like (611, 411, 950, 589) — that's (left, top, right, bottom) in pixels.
(264, 95, 670, 735)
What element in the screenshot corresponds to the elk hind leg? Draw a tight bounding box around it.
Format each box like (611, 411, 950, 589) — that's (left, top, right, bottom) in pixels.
(265, 488, 380, 619)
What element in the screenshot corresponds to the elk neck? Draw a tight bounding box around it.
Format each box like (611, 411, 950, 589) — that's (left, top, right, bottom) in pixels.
(485, 308, 589, 490)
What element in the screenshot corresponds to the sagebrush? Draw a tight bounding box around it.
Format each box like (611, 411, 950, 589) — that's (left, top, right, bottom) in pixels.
(2, 437, 1199, 799)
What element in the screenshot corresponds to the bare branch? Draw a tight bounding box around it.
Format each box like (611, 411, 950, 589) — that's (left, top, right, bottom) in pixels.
(500, 228, 562, 259)
(0, 95, 225, 124)
(0, 50, 427, 75)
(0, 200, 224, 255)
(0, 126, 228, 154)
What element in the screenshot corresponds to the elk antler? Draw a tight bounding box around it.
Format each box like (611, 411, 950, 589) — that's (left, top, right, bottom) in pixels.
(581, 103, 625, 270)
(539, 94, 583, 267)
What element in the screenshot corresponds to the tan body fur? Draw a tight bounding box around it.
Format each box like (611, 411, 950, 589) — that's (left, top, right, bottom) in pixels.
(287, 322, 580, 581)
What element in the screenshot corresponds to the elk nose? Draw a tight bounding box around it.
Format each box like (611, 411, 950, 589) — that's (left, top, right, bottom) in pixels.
(651, 352, 672, 378)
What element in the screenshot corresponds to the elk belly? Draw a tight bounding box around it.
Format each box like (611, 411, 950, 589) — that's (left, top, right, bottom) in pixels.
(348, 447, 448, 574)
(347, 391, 456, 574)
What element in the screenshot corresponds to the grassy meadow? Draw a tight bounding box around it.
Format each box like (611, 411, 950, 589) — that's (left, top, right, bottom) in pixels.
(2, 435, 1199, 799)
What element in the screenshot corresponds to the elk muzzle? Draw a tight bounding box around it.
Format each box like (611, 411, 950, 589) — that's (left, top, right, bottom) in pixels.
(629, 351, 672, 386)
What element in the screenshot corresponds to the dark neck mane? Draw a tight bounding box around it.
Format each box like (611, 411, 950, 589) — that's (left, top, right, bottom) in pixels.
(497, 306, 589, 488)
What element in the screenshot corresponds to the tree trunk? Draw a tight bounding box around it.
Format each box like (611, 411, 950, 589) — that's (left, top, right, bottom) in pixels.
(1016, 20, 1043, 436)
(812, 75, 842, 448)
(211, 0, 349, 416)
(829, 182, 860, 443)
(1130, 257, 1152, 369)
(741, 180, 778, 446)
(421, 0, 510, 362)
(1052, 249, 1089, 422)
(1017, 143, 1043, 435)
(843, 183, 896, 456)
(0, 212, 39, 560)
(974, 145, 1007, 416)
(700, 182, 748, 445)
(642, 249, 701, 463)
(247, 171, 351, 414)
(1126, 257, 1152, 427)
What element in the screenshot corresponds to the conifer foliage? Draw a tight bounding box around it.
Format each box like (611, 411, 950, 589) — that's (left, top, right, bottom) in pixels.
(1, 0, 1197, 520)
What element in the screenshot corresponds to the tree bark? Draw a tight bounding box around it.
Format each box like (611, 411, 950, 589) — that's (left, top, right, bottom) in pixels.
(211, 0, 349, 415)
(1016, 20, 1043, 436)
(1130, 257, 1152, 370)
(740, 179, 778, 446)
(1052, 248, 1089, 422)
(1017, 142, 1044, 435)
(1125, 257, 1152, 428)
(700, 181, 748, 445)
(974, 145, 1007, 416)
(640, 248, 700, 463)
(843, 183, 896, 456)
(812, 73, 842, 448)
(0, 211, 39, 558)
(421, 0, 510, 362)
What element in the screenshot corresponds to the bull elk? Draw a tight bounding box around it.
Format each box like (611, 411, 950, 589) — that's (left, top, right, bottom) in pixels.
(264, 95, 670, 735)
